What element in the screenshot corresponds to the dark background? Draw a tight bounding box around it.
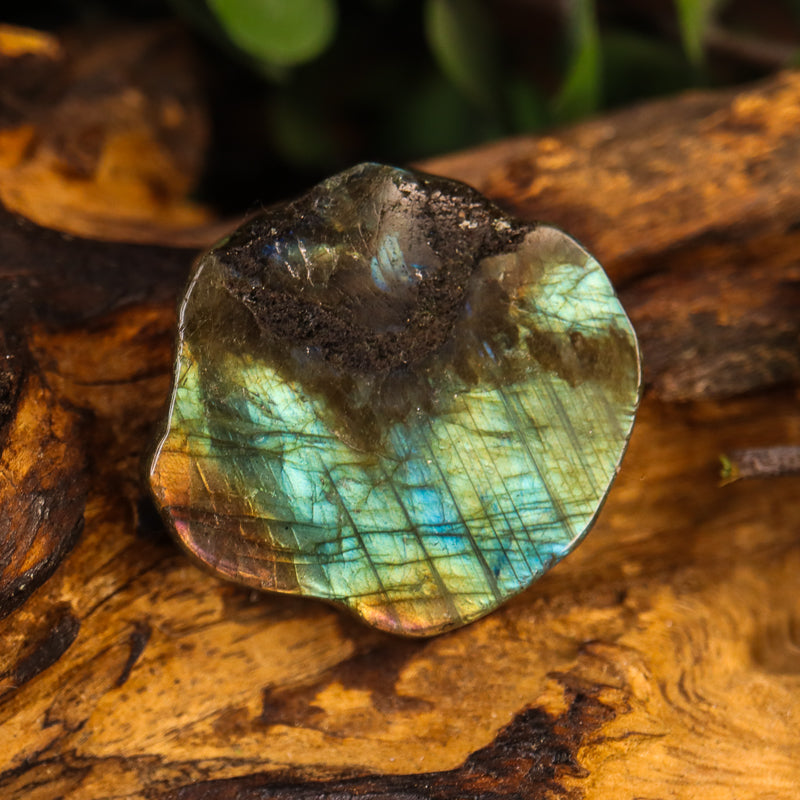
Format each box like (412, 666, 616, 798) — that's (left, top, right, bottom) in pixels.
(7, 0, 800, 210)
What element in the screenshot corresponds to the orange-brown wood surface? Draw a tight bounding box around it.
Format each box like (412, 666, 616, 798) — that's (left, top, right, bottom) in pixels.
(1, 25, 799, 800)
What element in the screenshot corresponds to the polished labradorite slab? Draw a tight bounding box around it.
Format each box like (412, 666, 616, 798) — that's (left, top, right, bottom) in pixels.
(149, 163, 641, 636)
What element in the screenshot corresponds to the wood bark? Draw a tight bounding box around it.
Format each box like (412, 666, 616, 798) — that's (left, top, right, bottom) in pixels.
(1, 24, 799, 800)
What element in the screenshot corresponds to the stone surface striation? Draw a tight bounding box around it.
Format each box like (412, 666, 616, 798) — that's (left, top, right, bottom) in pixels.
(149, 163, 641, 635)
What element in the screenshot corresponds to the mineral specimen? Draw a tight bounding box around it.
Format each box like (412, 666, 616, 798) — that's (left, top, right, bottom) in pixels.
(149, 163, 641, 636)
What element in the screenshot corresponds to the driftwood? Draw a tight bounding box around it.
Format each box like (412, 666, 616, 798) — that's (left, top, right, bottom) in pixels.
(1, 24, 799, 800)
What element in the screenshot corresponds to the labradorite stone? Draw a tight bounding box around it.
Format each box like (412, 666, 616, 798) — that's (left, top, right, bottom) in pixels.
(149, 163, 641, 636)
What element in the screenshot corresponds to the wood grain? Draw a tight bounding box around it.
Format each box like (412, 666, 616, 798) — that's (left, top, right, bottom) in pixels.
(0, 22, 214, 245)
(0, 28, 798, 799)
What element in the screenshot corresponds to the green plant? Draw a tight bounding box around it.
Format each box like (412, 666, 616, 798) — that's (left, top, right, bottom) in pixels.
(160, 0, 800, 200)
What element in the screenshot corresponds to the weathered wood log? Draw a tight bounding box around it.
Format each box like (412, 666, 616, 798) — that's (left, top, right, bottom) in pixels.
(0, 22, 215, 620)
(0, 22, 214, 244)
(0, 24, 799, 800)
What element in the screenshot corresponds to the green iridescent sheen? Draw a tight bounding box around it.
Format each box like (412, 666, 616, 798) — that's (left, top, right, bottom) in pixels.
(149, 163, 641, 636)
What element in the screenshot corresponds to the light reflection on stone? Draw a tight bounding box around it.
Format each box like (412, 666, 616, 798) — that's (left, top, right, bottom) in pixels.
(149, 163, 641, 636)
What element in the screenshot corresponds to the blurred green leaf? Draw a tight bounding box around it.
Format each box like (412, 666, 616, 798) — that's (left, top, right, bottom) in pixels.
(674, 0, 725, 65)
(602, 30, 696, 106)
(270, 93, 338, 169)
(505, 78, 549, 133)
(385, 72, 503, 159)
(206, 0, 338, 68)
(554, 0, 601, 122)
(423, 0, 500, 113)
